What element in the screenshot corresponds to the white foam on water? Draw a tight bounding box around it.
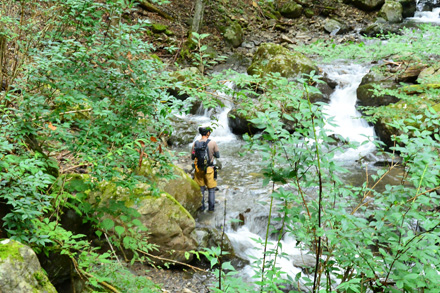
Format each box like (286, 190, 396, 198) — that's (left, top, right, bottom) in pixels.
(227, 226, 304, 284)
(322, 63, 376, 161)
(408, 8, 440, 23)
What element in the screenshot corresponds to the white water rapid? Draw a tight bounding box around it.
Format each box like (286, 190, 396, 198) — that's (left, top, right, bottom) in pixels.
(407, 0, 440, 24)
(322, 64, 376, 161)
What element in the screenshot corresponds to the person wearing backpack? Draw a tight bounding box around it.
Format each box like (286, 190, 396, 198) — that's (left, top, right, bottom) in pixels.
(191, 126, 220, 212)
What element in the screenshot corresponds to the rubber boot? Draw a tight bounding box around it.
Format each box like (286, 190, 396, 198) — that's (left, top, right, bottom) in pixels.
(200, 186, 206, 211)
(208, 188, 215, 211)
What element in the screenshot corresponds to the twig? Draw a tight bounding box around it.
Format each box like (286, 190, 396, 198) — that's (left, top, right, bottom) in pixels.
(351, 164, 397, 215)
(59, 108, 92, 115)
(105, 233, 122, 265)
(135, 249, 206, 272)
(407, 186, 440, 202)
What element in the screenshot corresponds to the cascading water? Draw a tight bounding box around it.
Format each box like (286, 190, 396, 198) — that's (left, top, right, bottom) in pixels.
(322, 63, 376, 161)
(175, 64, 376, 289)
(407, 0, 440, 23)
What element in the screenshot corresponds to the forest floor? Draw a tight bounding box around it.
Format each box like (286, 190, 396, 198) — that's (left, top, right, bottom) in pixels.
(132, 0, 378, 66)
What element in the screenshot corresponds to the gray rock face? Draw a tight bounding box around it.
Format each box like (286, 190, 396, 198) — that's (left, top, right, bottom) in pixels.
(0, 239, 57, 293)
(379, 0, 403, 23)
(279, 1, 303, 18)
(323, 18, 350, 34)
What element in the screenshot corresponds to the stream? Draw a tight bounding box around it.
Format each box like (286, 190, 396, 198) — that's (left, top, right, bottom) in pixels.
(171, 3, 440, 290)
(173, 63, 381, 289)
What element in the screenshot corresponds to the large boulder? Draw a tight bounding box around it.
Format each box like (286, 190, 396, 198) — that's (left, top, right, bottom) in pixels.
(159, 166, 202, 216)
(247, 43, 318, 79)
(356, 66, 400, 108)
(398, 0, 417, 18)
(357, 59, 427, 108)
(379, 0, 403, 23)
(0, 239, 57, 293)
(91, 179, 199, 264)
(279, 1, 303, 19)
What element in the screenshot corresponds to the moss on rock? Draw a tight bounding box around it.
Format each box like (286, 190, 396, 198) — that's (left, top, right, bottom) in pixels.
(247, 43, 317, 79)
(0, 239, 57, 293)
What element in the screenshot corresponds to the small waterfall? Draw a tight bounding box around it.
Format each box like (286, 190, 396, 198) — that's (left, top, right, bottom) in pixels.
(190, 81, 237, 144)
(408, 0, 440, 23)
(322, 63, 376, 161)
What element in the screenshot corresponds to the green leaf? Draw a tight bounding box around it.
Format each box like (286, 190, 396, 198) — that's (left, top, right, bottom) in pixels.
(101, 218, 115, 230)
(114, 226, 125, 237)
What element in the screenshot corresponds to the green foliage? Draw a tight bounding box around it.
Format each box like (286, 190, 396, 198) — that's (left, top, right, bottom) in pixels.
(297, 24, 440, 63)
(0, 0, 177, 290)
(190, 32, 226, 75)
(232, 29, 440, 292)
(90, 262, 161, 292)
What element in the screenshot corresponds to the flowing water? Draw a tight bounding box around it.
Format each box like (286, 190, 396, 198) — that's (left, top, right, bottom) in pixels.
(407, 0, 440, 24)
(172, 63, 382, 288)
(171, 4, 440, 286)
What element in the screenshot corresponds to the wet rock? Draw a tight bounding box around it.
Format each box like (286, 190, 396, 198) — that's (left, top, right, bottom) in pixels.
(0, 239, 57, 293)
(168, 115, 200, 146)
(194, 227, 235, 258)
(379, 0, 403, 23)
(227, 108, 260, 136)
(310, 80, 333, 104)
(398, 0, 417, 18)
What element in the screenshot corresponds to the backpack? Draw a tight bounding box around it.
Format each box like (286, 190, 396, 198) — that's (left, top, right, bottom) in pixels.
(194, 139, 210, 172)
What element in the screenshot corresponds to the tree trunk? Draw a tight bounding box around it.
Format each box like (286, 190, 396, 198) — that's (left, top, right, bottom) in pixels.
(191, 0, 205, 33)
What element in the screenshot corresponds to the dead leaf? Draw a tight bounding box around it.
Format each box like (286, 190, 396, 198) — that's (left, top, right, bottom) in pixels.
(48, 122, 57, 131)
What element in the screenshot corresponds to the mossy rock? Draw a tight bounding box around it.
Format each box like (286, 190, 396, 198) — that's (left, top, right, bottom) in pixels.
(151, 23, 168, 33)
(374, 98, 440, 148)
(279, 1, 303, 19)
(379, 0, 403, 23)
(90, 180, 198, 263)
(0, 239, 57, 293)
(356, 81, 400, 108)
(222, 21, 243, 48)
(247, 43, 318, 79)
(304, 8, 315, 18)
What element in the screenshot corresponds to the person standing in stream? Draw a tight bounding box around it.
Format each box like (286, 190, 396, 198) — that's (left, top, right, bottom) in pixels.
(191, 126, 220, 212)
